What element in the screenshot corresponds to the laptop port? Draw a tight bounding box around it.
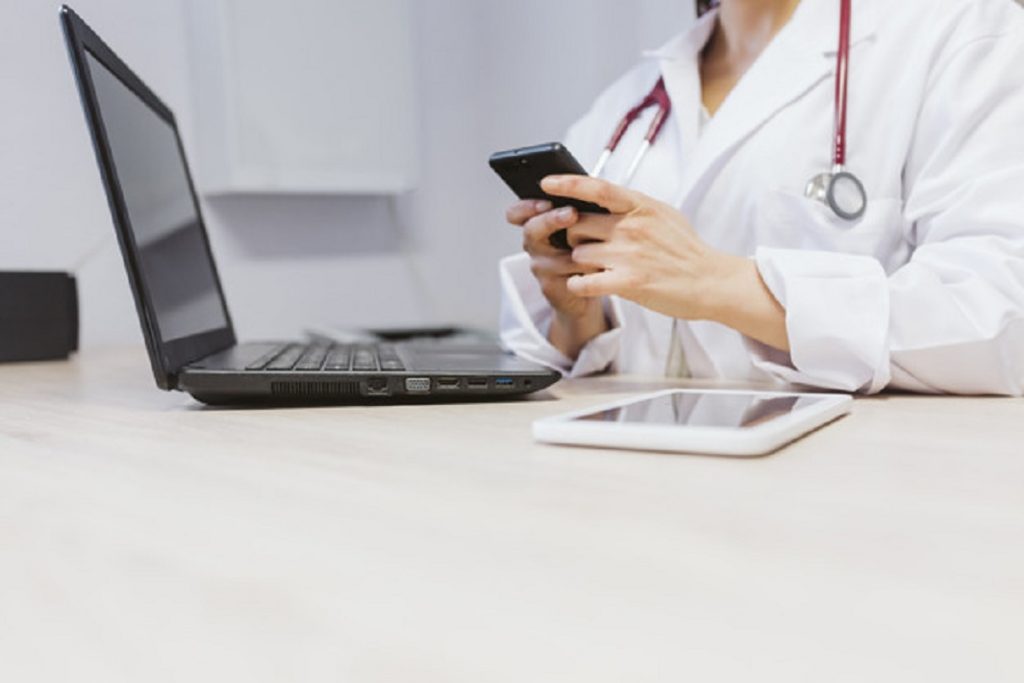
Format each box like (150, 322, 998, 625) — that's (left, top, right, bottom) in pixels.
(405, 377, 431, 393)
(435, 377, 460, 390)
(466, 377, 489, 390)
(494, 377, 516, 389)
(366, 378, 390, 396)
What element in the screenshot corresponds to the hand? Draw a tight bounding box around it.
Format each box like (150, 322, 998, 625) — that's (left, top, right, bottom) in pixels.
(541, 175, 791, 352)
(505, 199, 610, 359)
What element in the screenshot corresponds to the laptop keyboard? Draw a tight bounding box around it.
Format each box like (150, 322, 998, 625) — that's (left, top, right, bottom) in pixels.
(245, 344, 405, 372)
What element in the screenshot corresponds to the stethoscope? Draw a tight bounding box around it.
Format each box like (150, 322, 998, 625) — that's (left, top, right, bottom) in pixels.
(803, 0, 867, 220)
(593, 0, 867, 221)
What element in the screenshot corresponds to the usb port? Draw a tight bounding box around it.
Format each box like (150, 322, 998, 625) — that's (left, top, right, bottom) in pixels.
(466, 377, 488, 390)
(435, 377, 460, 390)
(494, 377, 515, 389)
(405, 377, 431, 393)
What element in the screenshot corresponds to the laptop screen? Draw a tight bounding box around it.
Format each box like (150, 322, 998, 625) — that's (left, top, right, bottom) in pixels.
(84, 50, 228, 343)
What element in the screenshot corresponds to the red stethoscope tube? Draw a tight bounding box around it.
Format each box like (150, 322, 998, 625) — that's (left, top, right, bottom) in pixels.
(833, 0, 852, 168)
(591, 77, 672, 182)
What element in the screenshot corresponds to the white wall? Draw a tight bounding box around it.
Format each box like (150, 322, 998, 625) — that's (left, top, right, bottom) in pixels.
(1, 0, 195, 346)
(0, 0, 691, 347)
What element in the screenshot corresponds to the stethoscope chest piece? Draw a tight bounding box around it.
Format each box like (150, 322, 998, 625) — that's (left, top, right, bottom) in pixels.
(805, 168, 867, 222)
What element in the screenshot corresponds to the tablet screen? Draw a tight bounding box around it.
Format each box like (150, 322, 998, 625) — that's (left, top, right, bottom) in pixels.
(575, 392, 830, 429)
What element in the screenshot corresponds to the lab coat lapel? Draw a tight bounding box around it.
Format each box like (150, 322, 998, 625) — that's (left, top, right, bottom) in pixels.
(666, 0, 880, 210)
(644, 12, 717, 164)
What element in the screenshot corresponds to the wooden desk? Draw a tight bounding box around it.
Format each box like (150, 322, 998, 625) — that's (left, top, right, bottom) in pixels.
(1, 348, 1022, 682)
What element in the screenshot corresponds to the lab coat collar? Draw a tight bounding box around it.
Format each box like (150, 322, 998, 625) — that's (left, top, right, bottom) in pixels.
(637, 9, 719, 182)
(641, 7, 719, 62)
(640, 0, 880, 60)
(798, 0, 880, 56)
(657, 0, 881, 210)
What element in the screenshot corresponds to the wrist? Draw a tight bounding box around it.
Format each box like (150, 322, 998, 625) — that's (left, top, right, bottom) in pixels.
(553, 298, 603, 326)
(693, 251, 751, 323)
(550, 299, 609, 360)
(707, 255, 791, 352)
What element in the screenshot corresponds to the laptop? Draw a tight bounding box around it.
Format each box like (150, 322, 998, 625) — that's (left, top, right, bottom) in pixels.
(60, 6, 560, 405)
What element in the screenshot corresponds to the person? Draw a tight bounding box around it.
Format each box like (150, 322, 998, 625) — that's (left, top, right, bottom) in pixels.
(498, 0, 1024, 395)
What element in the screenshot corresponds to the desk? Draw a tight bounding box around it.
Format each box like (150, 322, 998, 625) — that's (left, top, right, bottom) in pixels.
(1, 348, 1022, 682)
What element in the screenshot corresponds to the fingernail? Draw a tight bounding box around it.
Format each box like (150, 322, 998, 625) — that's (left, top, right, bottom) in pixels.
(535, 200, 553, 213)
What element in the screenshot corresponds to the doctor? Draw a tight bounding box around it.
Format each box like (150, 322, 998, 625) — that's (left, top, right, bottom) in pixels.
(499, 0, 1024, 395)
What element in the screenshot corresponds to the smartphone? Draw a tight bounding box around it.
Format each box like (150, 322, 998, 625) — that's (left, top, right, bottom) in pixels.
(489, 142, 608, 250)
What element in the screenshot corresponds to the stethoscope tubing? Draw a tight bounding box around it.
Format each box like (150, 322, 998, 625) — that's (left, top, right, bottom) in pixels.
(591, 77, 672, 183)
(594, 0, 864, 220)
(833, 0, 852, 169)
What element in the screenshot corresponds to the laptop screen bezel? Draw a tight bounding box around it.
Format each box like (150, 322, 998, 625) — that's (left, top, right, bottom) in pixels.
(61, 6, 236, 390)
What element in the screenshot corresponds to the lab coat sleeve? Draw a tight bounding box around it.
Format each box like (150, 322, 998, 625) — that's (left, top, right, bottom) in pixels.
(748, 26, 1024, 396)
(499, 253, 623, 377)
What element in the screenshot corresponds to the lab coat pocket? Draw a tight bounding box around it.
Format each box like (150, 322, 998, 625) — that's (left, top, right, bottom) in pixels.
(759, 190, 905, 262)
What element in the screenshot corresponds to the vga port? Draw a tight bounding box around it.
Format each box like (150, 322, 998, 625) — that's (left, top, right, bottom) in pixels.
(404, 378, 431, 393)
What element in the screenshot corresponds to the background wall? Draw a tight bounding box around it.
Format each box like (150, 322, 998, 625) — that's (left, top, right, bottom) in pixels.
(1, 0, 690, 347)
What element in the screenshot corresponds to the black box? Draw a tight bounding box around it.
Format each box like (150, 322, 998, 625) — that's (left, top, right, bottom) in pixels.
(0, 272, 79, 363)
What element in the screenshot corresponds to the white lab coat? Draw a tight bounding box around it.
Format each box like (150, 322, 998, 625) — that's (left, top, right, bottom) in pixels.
(499, 0, 1024, 395)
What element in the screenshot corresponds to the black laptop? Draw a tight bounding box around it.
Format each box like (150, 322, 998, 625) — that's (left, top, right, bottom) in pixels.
(60, 6, 559, 405)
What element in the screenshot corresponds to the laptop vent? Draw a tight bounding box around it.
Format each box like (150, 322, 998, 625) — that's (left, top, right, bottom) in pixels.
(270, 381, 361, 400)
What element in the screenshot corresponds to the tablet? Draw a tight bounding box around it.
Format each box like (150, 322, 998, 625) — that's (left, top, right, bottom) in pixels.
(532, 389, 853, 457)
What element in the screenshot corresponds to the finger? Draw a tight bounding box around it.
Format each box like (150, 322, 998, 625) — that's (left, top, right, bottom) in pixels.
(540, 175, 638, 214)
(506, 199, 553, 227)
(511, 199, 555, 226)
(530, 255, 603, 279)
(566, 215, 616, 246)
(523, 206, 579, 252)
(570, 242, 617, 269)
(566, 270, 628, 299)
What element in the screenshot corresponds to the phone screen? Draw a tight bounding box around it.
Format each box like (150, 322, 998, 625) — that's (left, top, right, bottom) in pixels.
(573, 392, 830, 430)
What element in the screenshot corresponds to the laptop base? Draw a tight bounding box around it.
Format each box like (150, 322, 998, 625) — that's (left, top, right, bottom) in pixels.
(178, 341, 560, 405)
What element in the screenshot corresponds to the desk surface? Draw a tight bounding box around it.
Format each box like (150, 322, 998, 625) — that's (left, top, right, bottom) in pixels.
(1, 348, 1022, 682)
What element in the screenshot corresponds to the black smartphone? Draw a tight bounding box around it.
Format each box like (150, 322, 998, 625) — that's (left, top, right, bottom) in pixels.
(490, 142, 608, 250)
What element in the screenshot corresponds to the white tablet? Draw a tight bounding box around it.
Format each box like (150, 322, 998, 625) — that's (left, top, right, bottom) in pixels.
(533, 389, 853, 457)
